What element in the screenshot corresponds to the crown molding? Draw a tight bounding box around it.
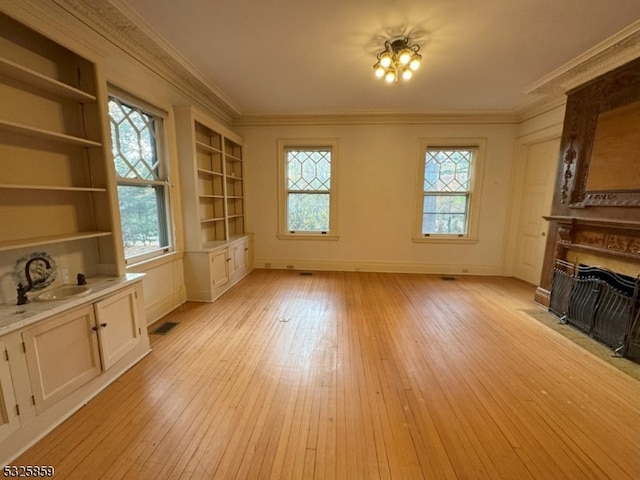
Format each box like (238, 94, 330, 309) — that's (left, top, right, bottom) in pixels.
(514, 94, 567, 124)
(232, 93, 568, 127)
(525, 19, 640, 95)
(232, 111, 522, 127)
(53, 0, 239, 124)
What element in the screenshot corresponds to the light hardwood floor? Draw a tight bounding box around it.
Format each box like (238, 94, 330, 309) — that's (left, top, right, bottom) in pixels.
(14, 270, 640, 479)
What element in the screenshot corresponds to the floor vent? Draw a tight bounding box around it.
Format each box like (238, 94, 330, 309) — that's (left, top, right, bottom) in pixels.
(440, 276, 457, 281)
(152, 322, 178, 335)
(300, 271, 313, 276)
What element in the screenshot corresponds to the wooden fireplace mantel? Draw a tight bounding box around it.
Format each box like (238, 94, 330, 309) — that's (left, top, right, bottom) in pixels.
(544, 215, 640, 264)
(537, 57, 640, 308)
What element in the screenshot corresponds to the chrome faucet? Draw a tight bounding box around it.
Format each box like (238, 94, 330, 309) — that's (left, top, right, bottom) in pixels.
(16, 283, 29, 305)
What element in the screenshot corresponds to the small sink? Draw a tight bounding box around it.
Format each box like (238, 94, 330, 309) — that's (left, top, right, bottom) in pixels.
(35, 285, 92, 302)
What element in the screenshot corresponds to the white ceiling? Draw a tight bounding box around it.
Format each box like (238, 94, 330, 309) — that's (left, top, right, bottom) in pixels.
(115, 0, 640, 116)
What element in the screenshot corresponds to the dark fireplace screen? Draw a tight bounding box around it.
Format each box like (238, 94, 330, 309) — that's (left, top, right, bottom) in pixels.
(549, 260, 640, 361)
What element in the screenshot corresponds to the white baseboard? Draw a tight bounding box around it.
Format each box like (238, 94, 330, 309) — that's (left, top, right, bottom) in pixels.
(255, 258, 502, 276)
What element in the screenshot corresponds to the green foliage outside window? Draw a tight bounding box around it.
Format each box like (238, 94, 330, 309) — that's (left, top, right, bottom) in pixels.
(286, 149, 331, 232)
(287, 193, 330, 231)
(117, 185, 163, 254)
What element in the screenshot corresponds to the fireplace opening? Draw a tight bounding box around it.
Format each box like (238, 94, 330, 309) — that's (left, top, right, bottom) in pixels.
(549, 260, 640, 362)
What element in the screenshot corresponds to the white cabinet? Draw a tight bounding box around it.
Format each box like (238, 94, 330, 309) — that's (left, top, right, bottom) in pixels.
(20, 284, 143, 414)
(0, 278, 151, 465)
(94, 285, 142, 370)
(0, 340, 20, 442)
(175, 106, 253, 302)
(184, 235, 253, 302)
(183, 249, 230, 303)
(22, 306, 102, 414)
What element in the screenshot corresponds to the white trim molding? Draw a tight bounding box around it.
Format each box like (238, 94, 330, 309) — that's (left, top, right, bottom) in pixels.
(413, 138, 487, 244)
(525, 19, 640, 96)
(255, 258, 502, 276)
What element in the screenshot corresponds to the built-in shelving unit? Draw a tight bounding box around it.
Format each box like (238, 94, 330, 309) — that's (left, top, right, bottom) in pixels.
(0, 12, 117, 269)
(0, 56, 97, 102)
(175, 106, 253, 302)
(194, 120, 227, 244)
(224, 137, 245, 238)
(0, 232, 113, 253)
(175, 106, 247, 250)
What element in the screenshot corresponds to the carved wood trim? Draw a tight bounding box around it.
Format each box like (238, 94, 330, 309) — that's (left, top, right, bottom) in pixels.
(560, 136, 576, 204)
(545, 216, 640, 264)
(560, 58, 640, 208)
(582, 189, 640, 207)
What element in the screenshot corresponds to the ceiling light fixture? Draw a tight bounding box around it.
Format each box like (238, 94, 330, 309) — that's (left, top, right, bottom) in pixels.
(373, 37, 422, 83)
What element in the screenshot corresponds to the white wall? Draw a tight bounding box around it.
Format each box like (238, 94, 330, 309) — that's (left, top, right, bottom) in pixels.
(239, 122, 518, 275)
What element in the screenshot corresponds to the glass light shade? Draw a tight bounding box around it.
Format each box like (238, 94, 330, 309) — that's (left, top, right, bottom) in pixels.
(398, 48, 412, 65)
(379, 53, 393, 68)
(374, 39, 421, 82)
(384, 70, 396, 83)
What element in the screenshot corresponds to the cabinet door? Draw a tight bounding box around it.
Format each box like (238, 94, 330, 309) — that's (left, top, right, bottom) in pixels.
(232, 241, 244, 273)
(210, 248, 230, 288)
(228, 239, 250, 282)
(0, 340, 20, 442)
(227, 244, 239, 278)
(22, 306, 101, 414)
(238, 238, 251, 271)
(94, 286, 141, 371)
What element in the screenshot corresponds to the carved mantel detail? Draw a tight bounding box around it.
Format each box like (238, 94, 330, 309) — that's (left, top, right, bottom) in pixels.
(560, 136, 576, 204)
(546, 216, 640, 264)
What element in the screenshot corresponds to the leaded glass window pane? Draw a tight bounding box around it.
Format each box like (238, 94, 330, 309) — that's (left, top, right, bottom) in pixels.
(424, 150, 471, 191)
(287, 150, 331, 191)
(286, 148, 332, 232)
(108, 96, 171, 260)
(109, 97, 161, 181)
(422, 148, 474, 235)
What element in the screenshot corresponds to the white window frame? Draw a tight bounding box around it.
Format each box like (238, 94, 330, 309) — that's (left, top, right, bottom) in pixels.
(107, 88, 174, 264)
(277, 138, 339, 240)
(413, 138, 486, 243)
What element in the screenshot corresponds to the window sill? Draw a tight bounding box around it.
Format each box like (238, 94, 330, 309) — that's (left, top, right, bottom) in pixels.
(412, 236, 479, 244)
(277, 233, 339, 241)
(126, 249, 182, 272)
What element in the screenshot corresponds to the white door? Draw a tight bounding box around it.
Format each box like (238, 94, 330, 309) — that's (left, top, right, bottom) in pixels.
(513, 138, 560, 285)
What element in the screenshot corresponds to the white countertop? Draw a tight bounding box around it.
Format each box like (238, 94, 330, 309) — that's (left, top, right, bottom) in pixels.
(0, 274, 144, 336)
